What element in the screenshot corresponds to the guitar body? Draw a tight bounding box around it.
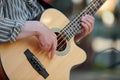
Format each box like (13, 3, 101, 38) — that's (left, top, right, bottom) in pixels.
(0, 9, 86, 80)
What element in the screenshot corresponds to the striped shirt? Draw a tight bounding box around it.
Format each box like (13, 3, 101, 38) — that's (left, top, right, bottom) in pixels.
(0, 0, 44, 42)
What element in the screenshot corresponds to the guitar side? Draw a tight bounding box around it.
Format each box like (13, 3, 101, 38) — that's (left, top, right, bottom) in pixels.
(0, 8, 87, 80)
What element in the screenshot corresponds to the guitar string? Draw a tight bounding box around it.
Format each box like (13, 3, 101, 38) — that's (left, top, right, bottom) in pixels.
(60, 0, 98, 39)
(57, 0, 102, 51)
(55, 0, 105, 51)
(57, 0, 104, 51)
(57, 12, 93, 51)
(57, 0, 97, 41)
(35, 0, 105, 57)
(36, 0, 104, 52)
(64, 0, 104, 40)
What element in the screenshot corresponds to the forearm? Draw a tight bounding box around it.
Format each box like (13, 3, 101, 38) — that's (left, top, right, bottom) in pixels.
(17, 22, 36, 39)
(17, 21, 43, 40)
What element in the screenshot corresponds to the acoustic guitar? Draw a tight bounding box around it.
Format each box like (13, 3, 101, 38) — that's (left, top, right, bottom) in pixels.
(0, 0, 106, 80)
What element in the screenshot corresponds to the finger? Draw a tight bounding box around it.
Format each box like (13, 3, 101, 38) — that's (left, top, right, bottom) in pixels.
(75, 28, 85, 42)
(85, 15, 94, 32)
(81, 19, 91, 32)
(82, 15, 94, 27)
(40, 43, 48, 51)
(81, 16, 93, 29)
(45, 44, 51, 51)
(85, 15, 95, 27)
(39, 39, 51, 51)
(50, 39, 57, 59)
(86, 15, 95, 21)
(50, 43, 57, 59)
(77, 28, 84, 34)
(81, 22, 89, 34)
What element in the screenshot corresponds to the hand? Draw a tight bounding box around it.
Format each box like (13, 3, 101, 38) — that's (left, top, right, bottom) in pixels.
(17, 21, 57, 59)
(36, 23, 57, 59)
(74, 15, 95, 42)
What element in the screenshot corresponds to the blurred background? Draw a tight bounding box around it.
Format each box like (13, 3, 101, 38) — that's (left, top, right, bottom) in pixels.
(44, 0, 120, 80)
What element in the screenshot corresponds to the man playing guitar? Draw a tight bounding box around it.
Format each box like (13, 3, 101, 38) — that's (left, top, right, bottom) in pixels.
(0, 0, 95, 80)
(0, 0, 94, 58)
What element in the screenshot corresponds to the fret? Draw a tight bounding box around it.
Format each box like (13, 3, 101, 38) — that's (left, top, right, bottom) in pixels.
(61, 26, 74, 40)
(87, 0, 98, 15)
(74, 23, 81, 32)
(69, 25, 76, 35)
(98, 0, 103, 5)
(60, 0, 106, 41)
(89, 7, 96, 15)
(68, 27, 75, 36)
(90, 1, 97, 14)
(96, 0, 102, 9)
(60, 30, 70, 40)
(70, 15, 81, 25)
(96, 0, 100, 7)
(93, 3, 97, 10)
(90, 1, 97, 11)
(66, 28, 74, 37)
(66, 23, 81, 40)
(88, 6, 93, 14)
(92, 4, 98, 14)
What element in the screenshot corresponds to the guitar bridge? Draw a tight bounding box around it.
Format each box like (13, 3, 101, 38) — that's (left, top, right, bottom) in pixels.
(24, 49, 49, 79)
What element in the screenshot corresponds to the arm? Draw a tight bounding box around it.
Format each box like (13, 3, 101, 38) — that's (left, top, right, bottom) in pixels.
(17, 21, 57, 59)
(0, 0, 57, 58)
(0, 19, 57, 58)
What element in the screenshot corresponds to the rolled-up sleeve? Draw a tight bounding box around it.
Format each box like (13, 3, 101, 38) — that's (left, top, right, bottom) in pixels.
(0, 0, 43, 42)
(0, 17, 25, 42)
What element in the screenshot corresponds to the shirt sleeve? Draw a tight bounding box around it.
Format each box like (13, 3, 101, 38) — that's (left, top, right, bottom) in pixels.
(0, 17, 25, 42)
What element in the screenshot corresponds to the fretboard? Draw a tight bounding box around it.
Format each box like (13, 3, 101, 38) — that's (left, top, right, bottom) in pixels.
(60, 0, 106, 41)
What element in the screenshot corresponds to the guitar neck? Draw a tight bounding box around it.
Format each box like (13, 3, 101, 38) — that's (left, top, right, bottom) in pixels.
(60, 0, 107, 41)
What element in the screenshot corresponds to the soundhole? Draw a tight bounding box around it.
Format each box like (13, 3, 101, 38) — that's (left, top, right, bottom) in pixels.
(55, 32, 67, 52)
